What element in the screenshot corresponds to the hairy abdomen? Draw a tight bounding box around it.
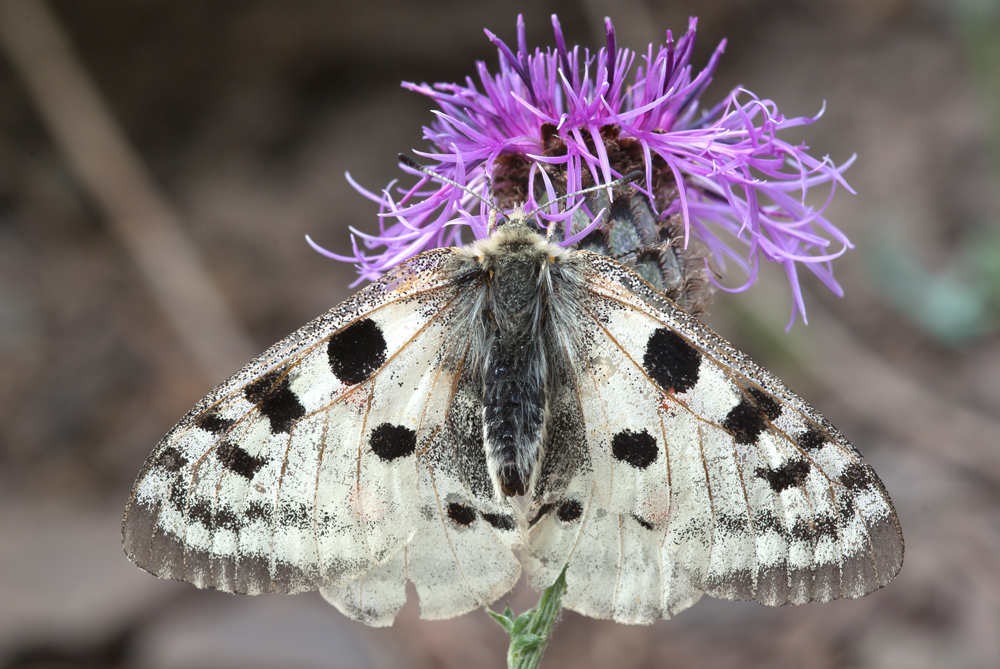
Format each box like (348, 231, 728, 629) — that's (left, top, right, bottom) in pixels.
(483, 327, 546, 496)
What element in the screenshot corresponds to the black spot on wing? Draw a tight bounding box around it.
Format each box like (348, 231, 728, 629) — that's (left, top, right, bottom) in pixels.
(217, 441, 267, 480)
(754, 509, 786, 538)
(840, 462, 874, 491)
(756, 459, 811, 493)
(797, 426, 827, 451)
(245, 499, 273, 524)
(156, 446, 188, 473)
(642, 328, 701, 394)
(168, 479, 187, 511)
(722, 394, 769, 445)
(482, 512, 516, 531)
(611, 428, 658, 469)
(633, 514, 654, 530)
(792, 515, 838, 541)
(277, 502, 312, 530)
(557, 499, 583, 523)
(446, 502, 477, 527)
(244, 370, 305, 434)
(716, 513, 750, 536)
(748, 386, 782, 421)
(328, 318, 387, 385)
(195, 411, 234, 435)
(369, 423, 416, 461)
(189, 500, 213, 529)
(838, 493, 856, 523)
(215, 506, 240, 532)
(244, 370, 277, 403)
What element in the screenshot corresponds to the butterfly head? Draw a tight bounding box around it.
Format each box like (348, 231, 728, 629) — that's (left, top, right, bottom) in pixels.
(470, 208, 567, 275)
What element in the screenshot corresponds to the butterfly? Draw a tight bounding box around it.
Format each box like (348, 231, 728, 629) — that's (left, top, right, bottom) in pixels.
(123, 159, 903, 627)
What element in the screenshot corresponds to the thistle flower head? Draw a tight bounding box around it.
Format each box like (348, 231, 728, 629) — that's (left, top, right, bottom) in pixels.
(312, 14, 854, 327)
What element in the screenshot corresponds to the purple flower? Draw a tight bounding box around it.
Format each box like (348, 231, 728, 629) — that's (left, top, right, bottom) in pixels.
(310, 14, 854, 328)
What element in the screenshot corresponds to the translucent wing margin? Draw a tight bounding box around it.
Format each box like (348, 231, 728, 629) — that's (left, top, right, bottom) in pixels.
(122, 248, 520, 624)
(523, 253, 903, 623)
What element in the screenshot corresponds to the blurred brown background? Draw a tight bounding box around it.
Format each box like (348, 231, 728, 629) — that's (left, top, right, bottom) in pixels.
(1, 0, 999, 667)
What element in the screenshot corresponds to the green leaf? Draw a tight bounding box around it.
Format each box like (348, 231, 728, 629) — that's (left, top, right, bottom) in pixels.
(510, 634, 544, 652)
(487, 565, 568, 669)
(488, 607, 515, 633)
(511, 610, 535, 635)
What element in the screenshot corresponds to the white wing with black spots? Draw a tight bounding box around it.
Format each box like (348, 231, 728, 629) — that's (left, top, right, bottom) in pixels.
(125, 216, 902, 628)
(521, 253, 903, 623)
(123, 248, 520, 625)
(321, 354, 523, 624)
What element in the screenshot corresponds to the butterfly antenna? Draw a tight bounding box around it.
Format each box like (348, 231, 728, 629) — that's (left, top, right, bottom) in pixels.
(530, 169, 644, 218)
(485, 172, 498, 235)
(397, 153, 502, 233)
(531, 170, 644, 240)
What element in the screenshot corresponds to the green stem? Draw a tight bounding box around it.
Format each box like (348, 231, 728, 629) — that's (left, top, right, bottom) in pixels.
(488, 566, 568, 669)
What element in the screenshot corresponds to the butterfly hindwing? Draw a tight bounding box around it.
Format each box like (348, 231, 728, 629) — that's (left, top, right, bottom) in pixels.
(523, 287, 698, 623)
(321, 345, 522, 625)
(522, 253, 903, 623)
